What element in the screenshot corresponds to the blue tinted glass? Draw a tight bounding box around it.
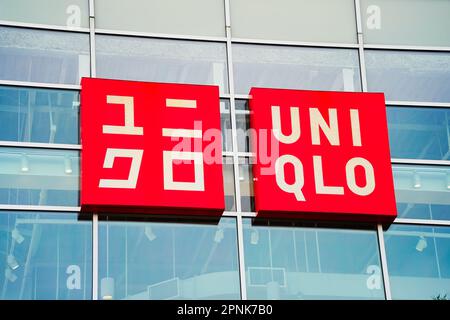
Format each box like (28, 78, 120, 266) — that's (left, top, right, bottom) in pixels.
(366, 50, 450, 103)
(243, 220, 384, 299)
(98, 217, 240, 300)
(220, 100, 232, 152)
(223, 157, 236, 211)
(0, 27, 90, 85)
(0, 86, 79, 144)
(385, 224, 450, 300)
(393, 165, 450, 221)
(387, 107, 450, 160)
(96, 35, 229, 94)
(233, 44, 361, 94)
(0, 211, 92, 300)
(239, 158, 255, 212)
(0, 147, 79, 206)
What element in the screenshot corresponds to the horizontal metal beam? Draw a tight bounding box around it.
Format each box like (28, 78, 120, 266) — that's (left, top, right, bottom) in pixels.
(231, 37, 359, 49)
(0, 80, 81, 90)
(0, 20, 89, 33)
(94, 28, 227, 43)
(0, 141, 81, 150)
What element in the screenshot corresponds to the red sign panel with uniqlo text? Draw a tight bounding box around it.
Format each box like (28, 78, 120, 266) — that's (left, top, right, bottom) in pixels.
(81, 78, 224, 215)
(250, 88, 397, 223)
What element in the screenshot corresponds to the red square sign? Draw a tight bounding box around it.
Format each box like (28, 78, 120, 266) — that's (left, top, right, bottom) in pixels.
(81, 78, 224, 215)
(249, 88, 397, 223)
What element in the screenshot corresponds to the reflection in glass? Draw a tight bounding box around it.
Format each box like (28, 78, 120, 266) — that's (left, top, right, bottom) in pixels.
(98, 217, 240, 300)
(223, 157, 236, 211)
(0, 211, 92, 300)
(0, 147, 79, 206)
(239, 158, 255, 212)
(243, 220, 385, 299)
(360, 0, 450, 47)
(393, 165, 450, 221)
(235, 100, 251, 152)
(384, 224, 450, 299)
(0, 86, 79, 144)
(96, 35, 228, 93)
(233, 44, 361, 94)
(0, 27, 90, 85)
(220, 100, 232, 152)
(95, 0, 225, 37)
(365, 50, 450, 102)
(230, 0, 357, 43)
(0, 0, 89, 28)
(387, 107, 450, 160)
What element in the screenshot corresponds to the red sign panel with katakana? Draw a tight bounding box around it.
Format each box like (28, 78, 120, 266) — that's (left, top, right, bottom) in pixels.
(80, 77, 224, 215)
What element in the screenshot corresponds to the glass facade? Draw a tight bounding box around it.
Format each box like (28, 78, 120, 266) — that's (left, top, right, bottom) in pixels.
(243, 221, 384, 300)
(98, 217, 240, 300)
(0, 0, 449, 301)
(0, 211, 92, 299)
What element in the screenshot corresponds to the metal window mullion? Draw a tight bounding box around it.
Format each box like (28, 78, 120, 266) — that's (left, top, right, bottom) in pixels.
(386, 101, 450, 108)
(89, 17, 96, 77)
(224, 0, 247, 301)
(355, 0, 368, 93)
(391, 158, 450, 166)
(89, 0, 95, 18)
(0, 141, 81, 150)
(94, 28, 227, 42)
(0, 79, 81, 90)
(230, 37, 359, 49)
(92, 213, 98, 300)
(0, 20, 89, 33)
(377, 224, 392, 300)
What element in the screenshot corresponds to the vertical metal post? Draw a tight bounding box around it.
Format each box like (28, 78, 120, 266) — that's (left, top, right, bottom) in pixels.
(377, 224, 392, 300)
(355, 0, 368, 92)
(92, 214, 98, 300)
(224, 0, 247, 300)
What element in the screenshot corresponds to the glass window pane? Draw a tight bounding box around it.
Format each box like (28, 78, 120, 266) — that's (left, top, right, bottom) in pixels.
(98, 217, 240, 300)
(0, 86, 79, 144)
(0, 147, 79, 206)
(393, 164, 450, 221)
(231, 0, 357, 43)
(96, 35, 228, 94)
(235, 100, 251, 153)
(243, 220, 385, 299)
(0, 0, 89, 28)
(223, 157, 235, 211)
(239, 158, 255, 212)
(361, 0, 450, 47)
(365, 50, 450, 103)
(385, 224, 450, 300)
(220, 100, 232, 152)
(0, 27, 90, 85)
(233, 44, 361, 94)
(0, 211, 92, 300)
(95, 0, 225, 37)
(387, 107, 450, 160)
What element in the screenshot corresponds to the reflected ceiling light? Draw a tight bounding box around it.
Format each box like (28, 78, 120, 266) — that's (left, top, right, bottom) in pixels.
(250, 229, 259, 245)
(416, 236, 428, 252)
(21, 154, 29, 172)
(4, 268, 17, 283)
(413, 172, 421, 188)
(49, 124, 57, 143)
(239, 166, 245, 181)
(7, 255, 19, 270)
(64, 156, 73, 174)
(144, 226, 156, 241)
(446, 173, 450, 189)
(101, 277, 114, 300)
(214, 228, 224, 243)
(11, 228, 24, 244)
